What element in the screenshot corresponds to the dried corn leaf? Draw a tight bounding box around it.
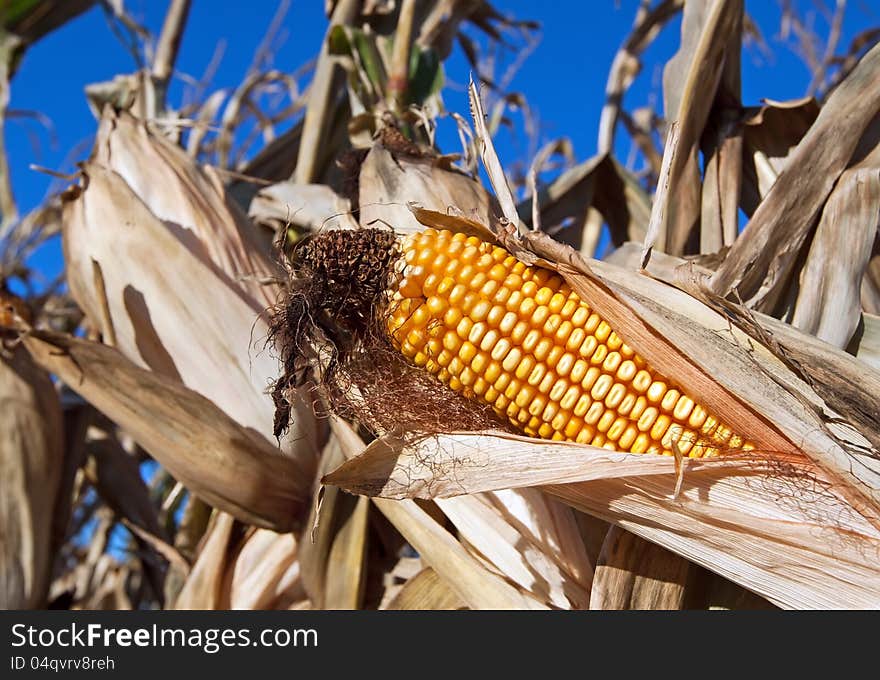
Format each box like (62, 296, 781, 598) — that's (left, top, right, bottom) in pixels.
(228, 529, 304, 610)
(385, 567, 465, 610)
(590, 527, 691, 610)
(0, 346, 63, 609)
(437, 493, 590, 608)
(468, 76, 520, 228)
(325, 431, 769, 500)
(62, 146, 320, 473)
(85, 432, 158, 535)
(174, 512, 235, 609)
(711, 42, 880, 309)
(249, 182, 359, 233)
(324, 494, 369, 609)
(855, 313, 880, 370)
(526, 234, 880, 510)
(65, 121, 267, 428)
(22, 329, 308, 531)
(484, 489, 593, 590)
(740, 97, 819, 215)
(331, 419, 548, 609)
(661, 0, 743, 254)
(295, 0, 361, 184)
(516, 154, 651, 254)
(297, 438, 346, 608)
(609, 240, 880, 430)
(91, 111, 276, 307)
(358, 144, 498, 234)
(326, 428, 880, 608)
(791, 167, 880, 347)
(698, 6, 742, 254)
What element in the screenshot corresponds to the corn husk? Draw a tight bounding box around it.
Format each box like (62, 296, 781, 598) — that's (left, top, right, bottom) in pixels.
(249, 182, 359, 233)
(358, 144, 499, 235)
(590, 527, 692, 610)
(54, 107, 326, 531)
(22, 329, 308, 531)
(384, 567, 465, 610)
(331, 418, 550, 610)
(0, 346, 63, 608)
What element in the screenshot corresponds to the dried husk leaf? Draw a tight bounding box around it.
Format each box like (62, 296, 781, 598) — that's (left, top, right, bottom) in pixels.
(294, 0, 361, 184)
(528, 234, 880, 514)
(740, 97, 819, 214)
(358, 144, 498, 234)
(698, 8, 742, 254)
(467, 76, 520, 228)
(661, 0, 743, 254)
(864, 247, 880, 315)
(21, 330, 308, 531)
(483, 489, 593, 592)
(63, 118, 321, 470)
(436, 493, 591, 609)
(174, 511, 235, 609)
(384, 567, 465, 610)
(331, 419, 548, 609)
(83, 432, 162, 541)
(590, 527, 692, 610)
(711, 41, 880, 309)
(249, 182, 359, 233)
(791, 167, 880, 348)
(323, 493, 369, 609)
(609, 240, 880, 370)
(516, 154, 651, 255)
(90, 110, 276, 307)
(855, 313, 880, 370)
(326, 429, 880, 608)
(227, 529, 305, 610)
(297, 438, 346, 608)
(0, 346, 63, 609)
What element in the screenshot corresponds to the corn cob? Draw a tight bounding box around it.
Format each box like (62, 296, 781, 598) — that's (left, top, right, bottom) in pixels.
(386, 228, 751, 457)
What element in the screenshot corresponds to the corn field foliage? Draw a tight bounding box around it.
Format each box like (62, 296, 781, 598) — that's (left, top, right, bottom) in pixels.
(2, 0, 880, 611)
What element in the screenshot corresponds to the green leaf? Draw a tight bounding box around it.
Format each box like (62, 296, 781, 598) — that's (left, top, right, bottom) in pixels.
(408, 46, 443, 106)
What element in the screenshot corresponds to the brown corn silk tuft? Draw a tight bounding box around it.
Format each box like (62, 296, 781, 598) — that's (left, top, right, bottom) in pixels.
(270, 229, 507, 438)
(386, 228, 754, 457)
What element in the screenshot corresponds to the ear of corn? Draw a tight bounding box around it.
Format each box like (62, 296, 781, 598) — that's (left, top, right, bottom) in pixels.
(386, 228, 752, 457)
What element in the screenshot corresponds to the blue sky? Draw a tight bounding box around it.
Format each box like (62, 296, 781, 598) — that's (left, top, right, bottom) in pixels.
(5, 0, 877, 284)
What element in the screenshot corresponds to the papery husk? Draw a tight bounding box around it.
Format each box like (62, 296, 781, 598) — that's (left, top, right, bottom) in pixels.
(358, 144, 500, 235)
(790, 165, 880, 348)
(322, 214, 880, 608)
(516, 153, 651, 256)
(59, 115, 327, 598)
(856, 313, 880, 370)
(739, 97, 819, 214)
(0, 346, 63, 609)
(174, 512, 235, 609)
(384, 567, 465, 610)
(88, 110, 276, 308)
(249, 182, 359, 234)
(21, 330, 308, 531)
(227, 529, 306, 610)
(331, 418, 549, 610)
(710, 41, 880, 310)
(83, 431, 163, 542)
(661, 0, 743, 254)
(590, 527, 692, 610)
(61, 108, 321, 481)
(323, 493, 370, 609)
(436, 493, 591, 609)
